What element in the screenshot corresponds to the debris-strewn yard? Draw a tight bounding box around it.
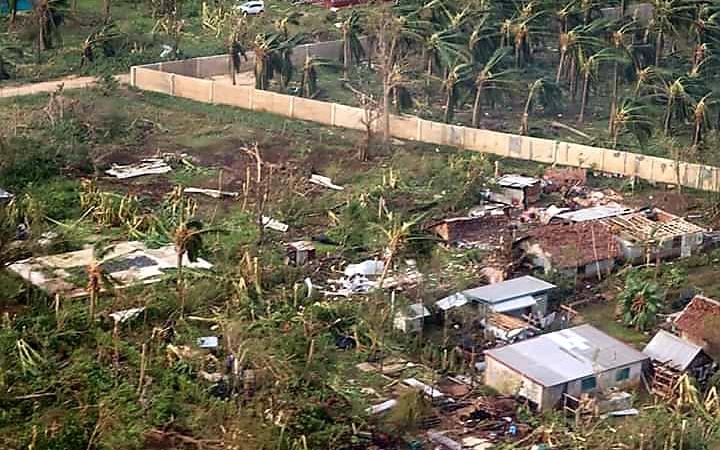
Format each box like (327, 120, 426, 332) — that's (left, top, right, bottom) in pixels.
(3, 84, 720, 450)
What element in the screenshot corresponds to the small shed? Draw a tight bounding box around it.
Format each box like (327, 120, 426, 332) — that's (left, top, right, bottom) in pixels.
(674, 295, 720, 351)
(484, 312, 535, 343)
(394, 303, 431, 333)
(484, 324, 648, 411)
(489, 175, 542, 209)
(602, 208, 706, 261)
(519, 222, 621, 278)
(286, 240, 316, 266)
(437, 276, 556, 318)
(643, 330, 716, 384)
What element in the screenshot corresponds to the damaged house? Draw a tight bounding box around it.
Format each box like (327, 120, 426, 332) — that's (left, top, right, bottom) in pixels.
(518, 222, 621, 278)
(643, 330, 716, 386)
(436, 275, 556, 319)
(674, 295, 720, 352)
(602, 208, 706, 261)
(488, 175, 542, 208)
(428, 214, 511, 250)
(484, 324, 648, 411)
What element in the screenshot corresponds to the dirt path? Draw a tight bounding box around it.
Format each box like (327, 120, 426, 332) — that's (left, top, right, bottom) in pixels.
(0, 74, 130, 99)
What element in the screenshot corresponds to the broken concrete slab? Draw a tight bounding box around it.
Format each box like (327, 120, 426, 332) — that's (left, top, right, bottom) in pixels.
(8, 241, 212, 298)
(106, 158, 172, 179)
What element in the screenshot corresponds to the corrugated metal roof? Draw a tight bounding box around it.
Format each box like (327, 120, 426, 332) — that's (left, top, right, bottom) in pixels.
(643, 330, 703, 371)
(485, 324, 648, 386)
(496, 175, 540, 188)
(463, 276, 556, 304)
(492, 295, 536, 313)
(555, 203, 632, 222)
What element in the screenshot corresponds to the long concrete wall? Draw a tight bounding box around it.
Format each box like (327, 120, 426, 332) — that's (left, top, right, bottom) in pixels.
(130, 39, 720, 193)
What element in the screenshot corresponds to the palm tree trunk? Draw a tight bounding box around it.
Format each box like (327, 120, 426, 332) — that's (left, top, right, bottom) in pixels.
(612, 123, 620, 148)
(693, 118, 703, 147)
(229, 45, 237, 86)
(342, 31, 350, 79)
(520, 95, 532, 135)
(177, 251, 185, 316)
(425, 56, 433, 103)
(103, 0, 111, 22)
(556, 50, 566, 83)
(608, 61, 618, 133)
(444, 85, 454, 124)
(471, 83, 484, 128)
(578, 72, 590, 123)
(655, 31, 664, 66)
(569, 59, 578, 101)
(382, 83, 391, 148)
(664, 98, 673, 136)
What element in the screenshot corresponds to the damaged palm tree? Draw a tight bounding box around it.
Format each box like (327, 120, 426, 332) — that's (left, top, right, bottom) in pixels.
(86, 244, 115, 322)
(174, 218, 206, 317)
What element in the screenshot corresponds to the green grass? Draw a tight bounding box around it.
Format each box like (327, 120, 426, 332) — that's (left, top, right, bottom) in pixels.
(578, 301, 650, 349)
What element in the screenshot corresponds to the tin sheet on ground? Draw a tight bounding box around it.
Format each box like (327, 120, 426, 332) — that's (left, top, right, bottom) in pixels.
(8, 241, 212, 298)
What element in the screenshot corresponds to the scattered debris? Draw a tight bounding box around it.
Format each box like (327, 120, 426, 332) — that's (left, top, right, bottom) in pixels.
(553, 203, 631, 223)
(184, 187, 239, 198)
(543, 166, 587, 192)
(309, 174, 344, 191)
(570, 188, 625, 208)
(8, 241, 212, 298)
(0, 187, 13, 203)
(109, 307, 145, 324)
(106, 158, 172, 179)
(366, 399, 397, 415)
(604, 408, 639, 417)
(403, 378, 446, 399)
(262, 216, 289, 232)
(428, 215, 511, 250)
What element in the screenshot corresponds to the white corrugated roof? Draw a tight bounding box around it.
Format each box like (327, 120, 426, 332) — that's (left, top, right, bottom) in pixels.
(643, 330, 703, 371)
(555, 203, 633, 222)
(463, 276, 556, 304)
(492, 295, 536, 313)
(485, 324, 648, 387)
(496, 175, 540, 188)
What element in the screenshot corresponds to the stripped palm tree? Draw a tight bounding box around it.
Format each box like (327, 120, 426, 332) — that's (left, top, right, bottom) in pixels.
(252, 32, 283, 90)
(338, 10, 364, 79)
(609, 98, 653, 148)
(86, 243, 115, 322)
(420, 27, 467, 101)
(174, 219, 206, 316)
(656, 75, 693, 136)
(691, 93, 713, 148)
(608, 20, 638, 132)
(443, 61, 472, 123)
(471, 47, 513, 127)
(577, 48, 620, 123)
(519, 78, 562, 135)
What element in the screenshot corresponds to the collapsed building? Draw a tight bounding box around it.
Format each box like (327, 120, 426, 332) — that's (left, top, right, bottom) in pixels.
(518, 222, 621, 278)
(602, 208, 706, 261)
(644, 329, 716, 387)
(428, 214, 512, 250)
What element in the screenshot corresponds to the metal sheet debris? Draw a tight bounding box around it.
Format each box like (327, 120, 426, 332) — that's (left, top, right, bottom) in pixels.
(309, 174, 344, 191)
(197, 336, 219, 349)
(366, 399, 397, 415)
(0, 187, 13, 202)
(8, 241, 212, 298)
(184, 187, 239, 198)
(106, 158, 172, 179)
(402, 378, 445, 399)
(109, 307, 145, 323)
(262, 216, 289, 232)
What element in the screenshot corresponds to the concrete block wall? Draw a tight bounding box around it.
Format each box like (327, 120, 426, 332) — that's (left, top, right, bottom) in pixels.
(130, 38, 720, 193)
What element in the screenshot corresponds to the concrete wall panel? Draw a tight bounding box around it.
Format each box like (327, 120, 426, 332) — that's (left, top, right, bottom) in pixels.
(197, 55, 230, 78)
(334, 104, 365, 131)
(173, 75, 212, 102)
(648, 156, 679, 184)
(213, 83, 251, 109)
(601, 150, 628, 175)
(292, 97, 333, 125)
(134, 68, 173, 94)
(252, 90, 291, 116)
(527, 137, 556, 164)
